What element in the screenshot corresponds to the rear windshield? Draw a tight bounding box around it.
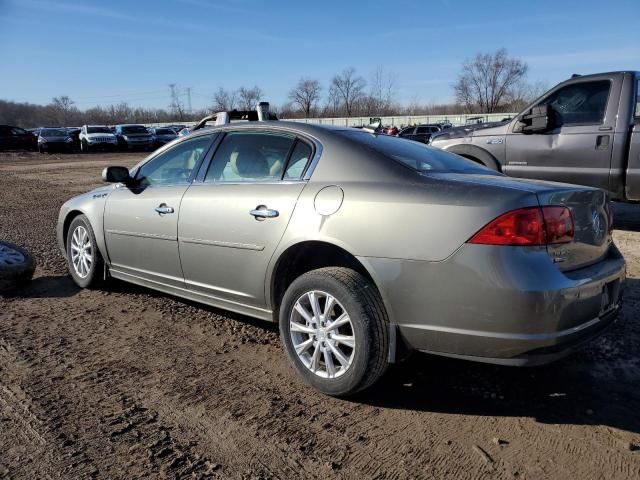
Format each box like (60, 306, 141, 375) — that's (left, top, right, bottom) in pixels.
(338, 130, 488, 173)
(155, 128, 175, 135)
(41, 128, 67, 137)
(87, 126, 111, 134)
(122, 126, 148, 134)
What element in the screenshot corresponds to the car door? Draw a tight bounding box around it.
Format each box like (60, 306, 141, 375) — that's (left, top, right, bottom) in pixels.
(178, 130, 314, 311)
(504, 76, 620, 191)
(104, 133, 215, 287)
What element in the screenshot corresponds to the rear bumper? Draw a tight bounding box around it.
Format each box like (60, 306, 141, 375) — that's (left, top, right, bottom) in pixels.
(360, 243, 626, 365)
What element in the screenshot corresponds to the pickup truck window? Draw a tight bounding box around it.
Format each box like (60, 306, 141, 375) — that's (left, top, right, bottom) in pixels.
(540, 80, 610, 126)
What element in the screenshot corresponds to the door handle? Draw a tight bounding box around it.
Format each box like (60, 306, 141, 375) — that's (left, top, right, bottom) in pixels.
(596, 135, 610, 150)
(155, 204, 174, 214)
(250, 205, 279, 220)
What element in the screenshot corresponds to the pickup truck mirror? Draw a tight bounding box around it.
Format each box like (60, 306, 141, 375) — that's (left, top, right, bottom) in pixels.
(102, 166, 131, 183)
(518, 104, 552, 133)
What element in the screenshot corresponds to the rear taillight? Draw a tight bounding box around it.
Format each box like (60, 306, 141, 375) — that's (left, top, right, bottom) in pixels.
(469, 206, 574, 246)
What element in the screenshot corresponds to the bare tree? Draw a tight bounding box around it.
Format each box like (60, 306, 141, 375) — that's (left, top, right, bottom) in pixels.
(50, 96, 77, 124)
(169, 84, 185, 120)
(331, 67, 366, 116)
(454, 49, 528, 113)
(237, 86, 264, 110)
(212, 87, 237, 111)
(288, 78, 322, 118)
(369, 66, 396, 114)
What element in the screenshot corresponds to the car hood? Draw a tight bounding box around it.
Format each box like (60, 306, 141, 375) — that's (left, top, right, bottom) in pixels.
(41, 136, 68, 142)
(85, 133, 116, 139)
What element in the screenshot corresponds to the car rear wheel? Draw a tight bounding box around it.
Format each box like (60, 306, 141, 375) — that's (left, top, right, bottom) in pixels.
(66, 215, 104, 289)
(279, 267, 389, 396)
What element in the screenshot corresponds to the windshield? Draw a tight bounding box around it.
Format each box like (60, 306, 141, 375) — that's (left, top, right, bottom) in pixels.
(87, 126, 111, 134)
(122, 126, 148, 134)
(339, 130, 488, 173)
(155, 128, 175, 135)
(41, 129, 68, 137)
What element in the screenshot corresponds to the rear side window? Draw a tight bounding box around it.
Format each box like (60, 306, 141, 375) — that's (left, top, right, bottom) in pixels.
(540, 80, 611, 126)
(205, 131, 295, 182)
(284, 141, 312, 179)
(339, 130, 488, 173)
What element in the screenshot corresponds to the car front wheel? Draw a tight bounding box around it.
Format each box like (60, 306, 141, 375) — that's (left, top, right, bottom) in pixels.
(279, 267, 389, 396)
(66, 215, 104, 289)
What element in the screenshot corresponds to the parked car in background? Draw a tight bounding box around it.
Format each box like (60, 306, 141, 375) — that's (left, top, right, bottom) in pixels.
(167, 124, 187, 134)
(115, 124, 154, 150)
(384, 126, 398, 136)
(0, 125, 37, 151)
(149, 127, 178, 149)
(397, 124, 441, 143)
(66, 127, 81, 151)
(57, 107, 625, 396)
(37, 128, 74, 153)
(79, 125, 118, 153)
(430, 70, 640, 201)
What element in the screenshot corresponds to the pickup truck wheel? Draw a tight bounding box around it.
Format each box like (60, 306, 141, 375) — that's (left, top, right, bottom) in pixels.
(279, 267, 389, 397)
(80, 140, 89, 153)
(66, 215, 104, 289)
(0, 241, 36, 292)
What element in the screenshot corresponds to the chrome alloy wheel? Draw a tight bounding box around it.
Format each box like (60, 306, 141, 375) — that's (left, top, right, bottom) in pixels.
(289, 290, 355, 379)
(70, 225, 93, 278)
(0, 243, 25, 266)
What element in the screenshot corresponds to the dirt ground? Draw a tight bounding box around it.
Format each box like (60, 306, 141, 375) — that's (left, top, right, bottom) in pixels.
(0, 151, 639, 480)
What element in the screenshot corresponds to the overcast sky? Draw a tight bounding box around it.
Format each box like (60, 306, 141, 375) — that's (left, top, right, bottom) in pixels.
(0, 0, 638, 111)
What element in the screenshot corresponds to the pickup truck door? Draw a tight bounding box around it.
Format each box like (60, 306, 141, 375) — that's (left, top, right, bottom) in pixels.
(178, 130, 313, 314)
(104, 134, 215, 287)
(504, 76, 622, 192)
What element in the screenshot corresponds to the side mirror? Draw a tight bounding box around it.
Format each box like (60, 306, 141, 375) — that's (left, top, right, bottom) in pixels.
(102, 166, 131, 183)
(519, 104, 552, 133)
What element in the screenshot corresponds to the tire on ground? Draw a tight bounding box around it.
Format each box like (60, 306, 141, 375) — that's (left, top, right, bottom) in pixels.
(0, 241, 36, 292)
(279, 267, 389, 397)
(66, 214, 105, 289)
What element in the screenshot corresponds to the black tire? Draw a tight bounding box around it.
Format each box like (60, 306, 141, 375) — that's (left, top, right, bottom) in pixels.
(66, 215, 104, 289)
(80, 140, 89, 154)
(279, 267, 389, 396)
(0, 241, 36, 292)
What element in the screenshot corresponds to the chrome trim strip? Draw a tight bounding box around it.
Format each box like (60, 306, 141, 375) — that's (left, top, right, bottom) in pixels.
(105, 229, 176, 241)
(109, 268, 272, 318)
(179, 237, 264, 251)
(110, 263, 184, 284)
(184, 278, 253, 298)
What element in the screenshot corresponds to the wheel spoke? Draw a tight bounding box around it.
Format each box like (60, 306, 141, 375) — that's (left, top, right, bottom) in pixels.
(290, 321, 315, 335)
(323, 295, 335, 318)
(294, 338, 314, 355)
(323, 348, 336, 377)
(308, 291, 321, 320)
(331, 333, 355, 348)
(310, 343, 321, 372)
(326, 313, 350, 331)
(328, 342, 350, 368)
(294, 301, 313, 324)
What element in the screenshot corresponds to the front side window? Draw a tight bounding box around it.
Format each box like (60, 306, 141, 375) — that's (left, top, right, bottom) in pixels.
(540, 80, 611, 126)
(136, 134, 213, 187)
(416, 126, 428, 134)
(205, 131, 295, 182)
(400, 127, 414, 136)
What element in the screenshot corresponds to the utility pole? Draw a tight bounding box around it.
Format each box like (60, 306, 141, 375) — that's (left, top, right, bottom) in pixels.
(186, 87, 192, 114)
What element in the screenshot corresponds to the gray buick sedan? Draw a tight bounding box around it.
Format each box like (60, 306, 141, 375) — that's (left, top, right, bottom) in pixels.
(57, 119, 625, 396)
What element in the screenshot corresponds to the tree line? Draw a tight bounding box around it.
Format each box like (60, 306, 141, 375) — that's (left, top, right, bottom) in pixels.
(1, 50, 547, 128)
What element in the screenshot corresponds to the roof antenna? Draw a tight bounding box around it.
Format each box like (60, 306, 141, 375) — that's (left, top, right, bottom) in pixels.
(571, 73, 581, 78)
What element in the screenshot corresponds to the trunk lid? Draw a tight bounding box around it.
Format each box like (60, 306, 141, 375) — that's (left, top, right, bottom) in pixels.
(536, 187, 612, 271)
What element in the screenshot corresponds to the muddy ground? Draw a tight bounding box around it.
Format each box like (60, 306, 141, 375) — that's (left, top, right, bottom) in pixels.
(0, 151, 639, 479)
